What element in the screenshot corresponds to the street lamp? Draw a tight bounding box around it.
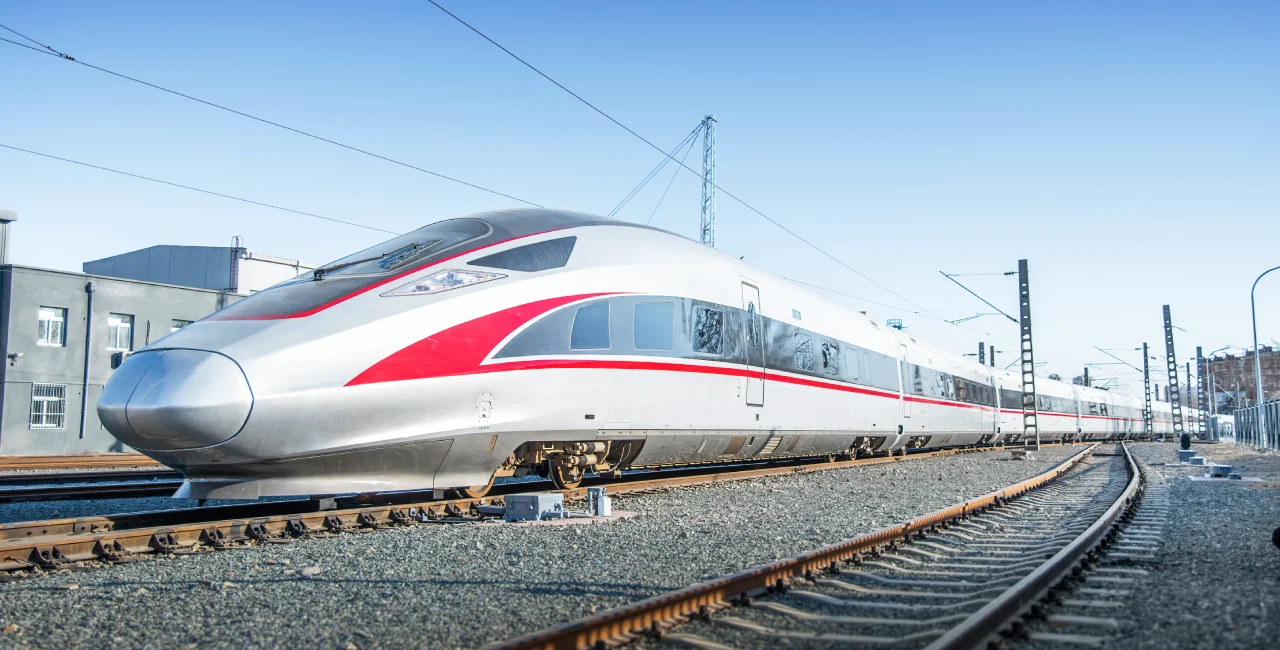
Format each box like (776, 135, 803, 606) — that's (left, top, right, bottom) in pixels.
(1251, 265, 1280, 448)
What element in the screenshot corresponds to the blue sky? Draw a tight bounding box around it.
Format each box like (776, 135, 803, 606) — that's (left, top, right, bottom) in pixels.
(2, 0, 1277, 392)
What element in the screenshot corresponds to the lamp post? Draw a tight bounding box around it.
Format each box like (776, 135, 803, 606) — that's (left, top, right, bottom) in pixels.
(1251, 266, 1280, 448)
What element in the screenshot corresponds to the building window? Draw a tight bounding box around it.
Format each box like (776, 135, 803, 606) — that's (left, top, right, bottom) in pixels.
(107, 313, 134, 351)
(633, 302, 673, 351)
(37, 306, 67, 347)
(569, 302, 610, 350)
(171, 319, 193, 332)
(692, 307, 723, 355)
(30, 383, 67, 429)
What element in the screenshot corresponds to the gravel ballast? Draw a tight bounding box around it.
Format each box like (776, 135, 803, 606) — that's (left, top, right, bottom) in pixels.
(1102, 442, 1280, 650)
(0, 446, 1082, 649)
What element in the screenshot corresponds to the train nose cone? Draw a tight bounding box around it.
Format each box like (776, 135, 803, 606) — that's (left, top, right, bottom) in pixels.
(98, 349, 253, 451)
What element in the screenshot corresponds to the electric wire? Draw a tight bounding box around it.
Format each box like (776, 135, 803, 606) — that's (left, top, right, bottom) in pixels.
(0, 29, 543, 208)
(608, 124, 701, 218)
(422, 0, 946, 320)
(0, 143, 400, 235)
(646, 129, 701, 226)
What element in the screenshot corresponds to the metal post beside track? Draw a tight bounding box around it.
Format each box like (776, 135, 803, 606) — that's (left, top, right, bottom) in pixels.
(1017, 259, 1039, 450)
(1143, 342, 1153, 437)
(1163, 305, 1185, 446)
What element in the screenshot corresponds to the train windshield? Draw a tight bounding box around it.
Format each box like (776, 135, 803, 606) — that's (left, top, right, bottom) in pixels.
(207, 219, 493, 320)
(312, 219, 491, 280)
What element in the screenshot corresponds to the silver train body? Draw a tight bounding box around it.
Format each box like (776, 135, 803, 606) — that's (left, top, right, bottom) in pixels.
(98, 210, 1201, 499)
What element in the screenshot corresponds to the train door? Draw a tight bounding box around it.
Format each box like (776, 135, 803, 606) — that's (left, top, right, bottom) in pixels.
(741, 283, 765, 406)
(898, 343, 912, 418)
(983, 375, 997, 435)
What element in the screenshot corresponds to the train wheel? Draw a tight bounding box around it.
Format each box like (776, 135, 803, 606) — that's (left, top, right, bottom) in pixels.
(548, 461, 584, 490)
(450, 475, 495, 499)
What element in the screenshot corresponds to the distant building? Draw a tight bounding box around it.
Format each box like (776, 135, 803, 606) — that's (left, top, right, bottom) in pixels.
(1205, 347, 1280, 410)
(0, 211, 310, 455)
(84, 243, 316, 294)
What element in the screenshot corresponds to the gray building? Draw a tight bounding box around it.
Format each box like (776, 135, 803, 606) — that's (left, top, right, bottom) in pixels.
(84, 243, 316, 294)
(0, 212, 315, 455)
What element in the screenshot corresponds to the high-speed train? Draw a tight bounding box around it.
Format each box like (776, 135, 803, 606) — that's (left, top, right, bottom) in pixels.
(98, 209, 1201, 499)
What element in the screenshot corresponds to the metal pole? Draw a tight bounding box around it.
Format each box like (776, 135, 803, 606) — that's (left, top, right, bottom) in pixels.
(78, 281, 95, 439)
(1142, 342, 1152, 436)
(1251, 266, 1279, 448)
(699, 115, 717, 248)
(1017, 259, 1039, 450)
(1163, 305, 1186, 448)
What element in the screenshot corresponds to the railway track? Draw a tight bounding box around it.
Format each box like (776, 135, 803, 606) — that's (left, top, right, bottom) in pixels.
(0, 470, 183, 503)
(486, 442, 1143, 650)
(0, 445, 1013, 575)
(0, 453, 161, 471)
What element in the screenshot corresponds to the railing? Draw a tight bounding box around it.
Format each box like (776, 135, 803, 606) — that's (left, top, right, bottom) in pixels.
(1235, 401, 1280, 450)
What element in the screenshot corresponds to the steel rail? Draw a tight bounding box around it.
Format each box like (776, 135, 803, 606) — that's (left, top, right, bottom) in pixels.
(0, 444, 1011, 574)
(483, 443, 1101, 650)
(0, 479, 185, 503)
(924, 442, 1142, 649)
(0, 470, 180, 488)
(0, 453, 161, 471)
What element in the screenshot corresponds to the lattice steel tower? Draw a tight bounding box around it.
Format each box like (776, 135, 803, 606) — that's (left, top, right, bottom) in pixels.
(699, 115, 717, 247)
(1163, 305, 1184, 438)
(1017, 259, 1040, 449)
(1143, 342, 1153, 436)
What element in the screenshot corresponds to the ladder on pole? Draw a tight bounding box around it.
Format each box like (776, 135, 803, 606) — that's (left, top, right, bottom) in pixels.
(1018, 259, 1039, 449)
(1195, 346, 1207, 436)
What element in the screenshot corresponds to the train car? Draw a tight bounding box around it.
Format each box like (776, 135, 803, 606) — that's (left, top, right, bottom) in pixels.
(97, 209, 1169, 500)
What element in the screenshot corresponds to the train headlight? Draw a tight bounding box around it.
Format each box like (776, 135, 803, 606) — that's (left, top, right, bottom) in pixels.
(381, 269, 505, 296)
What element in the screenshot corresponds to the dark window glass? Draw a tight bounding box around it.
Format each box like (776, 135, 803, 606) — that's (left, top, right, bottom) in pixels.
(692, 307, 723, 355)
(794, 334, 814, 371)
(746, 302, 760, 347)
(208, 219, 491, 319)
(633, 302, 673, 351)
(469, 236, 576, 272)
(570, 302, 610, 350)
(820, 341, 839, 376)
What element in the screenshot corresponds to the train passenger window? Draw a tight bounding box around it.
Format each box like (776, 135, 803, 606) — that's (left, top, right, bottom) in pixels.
(692, 307, 723, 355)
(746, 303, 760, 348)
(955, 378, 966, 402)
(1088, 402, 1099, 415)
(820, 341, 839, 376)
(844, 346, 860, 380)
(469, 236, 576, 272)
(570, 302, 610, 350)
(633, 302, 674, 351)
(794, 334, 814, 372)
(1100, 403, 1108, 416)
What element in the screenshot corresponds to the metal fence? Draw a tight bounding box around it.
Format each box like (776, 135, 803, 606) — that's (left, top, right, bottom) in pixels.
(1235, 401, 1280, 450)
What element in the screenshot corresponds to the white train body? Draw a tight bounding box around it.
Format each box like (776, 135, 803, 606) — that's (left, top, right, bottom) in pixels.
(97, 210, 1190, 499)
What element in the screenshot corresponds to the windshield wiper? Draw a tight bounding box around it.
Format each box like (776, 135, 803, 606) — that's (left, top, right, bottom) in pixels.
(313, 242, 432, 280)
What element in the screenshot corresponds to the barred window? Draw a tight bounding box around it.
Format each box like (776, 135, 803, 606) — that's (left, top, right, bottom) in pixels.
(107, 313, 134, 351)
(30, 384, 67, 429)
(38, 306, 67, 347)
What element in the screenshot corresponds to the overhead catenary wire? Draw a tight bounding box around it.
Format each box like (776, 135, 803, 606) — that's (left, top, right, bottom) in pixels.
(646, 128, 701, 226)
(608, 123, 701, 219)
(421, 0, 947, 320)
(0, 29, 543, 209)
(0, 143, 401, 235)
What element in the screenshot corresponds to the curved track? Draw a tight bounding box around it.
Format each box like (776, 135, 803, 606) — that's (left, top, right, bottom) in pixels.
(485, 443, 1143, 650)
